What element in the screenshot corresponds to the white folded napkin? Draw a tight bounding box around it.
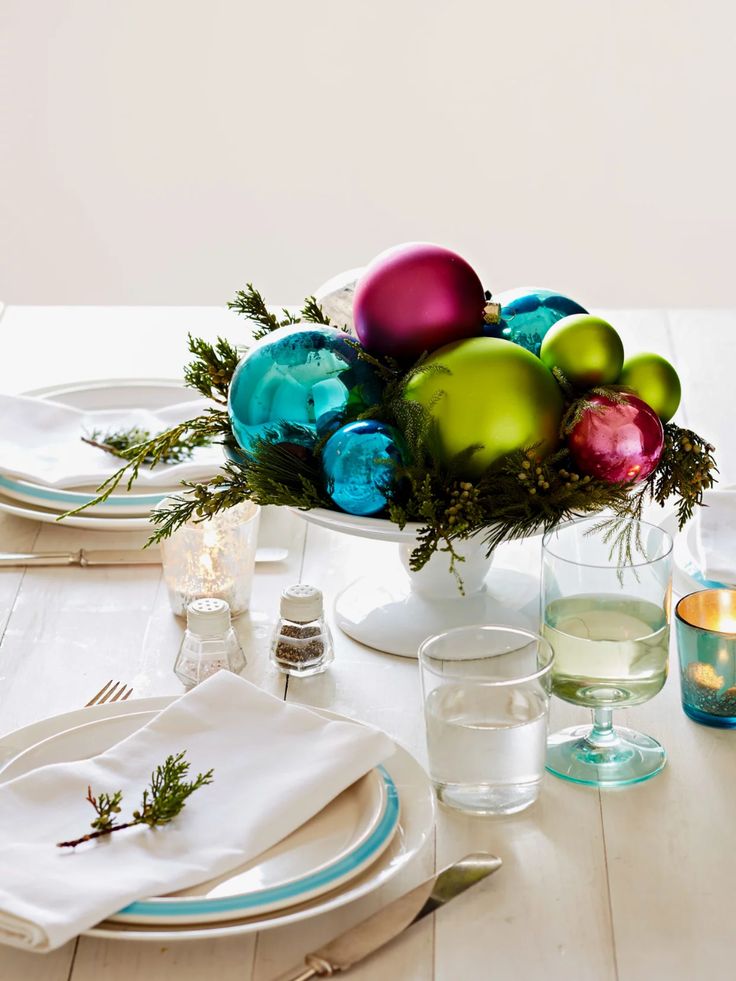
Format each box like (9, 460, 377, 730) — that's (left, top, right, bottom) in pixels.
(0, 673, 393, 952)
(691, 489, 736, 584)
(0, 393, 223, 489)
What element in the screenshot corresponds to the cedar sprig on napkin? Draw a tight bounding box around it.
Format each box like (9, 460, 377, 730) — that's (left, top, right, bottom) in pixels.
(58, 751, 214, 848)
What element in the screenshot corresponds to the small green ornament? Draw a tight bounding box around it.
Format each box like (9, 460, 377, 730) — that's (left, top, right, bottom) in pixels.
(405, 336, 564, 477)
(539, 314, 624, 388)
(618, 352, 681, 422)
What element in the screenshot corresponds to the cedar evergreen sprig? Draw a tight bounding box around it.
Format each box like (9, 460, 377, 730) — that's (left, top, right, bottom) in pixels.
(227, 283, 349, 338)
(57, 752, 214, 848)
(227, 283, 301, 340)
(184, 334, 241, 403)
(82, 425, 212, 466)
(64, 409, 233, 518)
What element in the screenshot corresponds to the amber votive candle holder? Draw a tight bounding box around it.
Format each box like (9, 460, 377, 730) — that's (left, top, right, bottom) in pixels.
(675, 589, 736, 728)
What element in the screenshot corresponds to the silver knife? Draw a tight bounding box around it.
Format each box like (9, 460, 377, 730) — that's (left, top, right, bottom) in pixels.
(0, 547, 289, 567)
(275, 853, 502, 981)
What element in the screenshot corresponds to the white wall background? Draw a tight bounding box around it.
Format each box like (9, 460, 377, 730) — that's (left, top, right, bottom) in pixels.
(1, 0, 735, 307)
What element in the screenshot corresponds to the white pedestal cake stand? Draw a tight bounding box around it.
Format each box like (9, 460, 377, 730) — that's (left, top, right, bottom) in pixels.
(295, 508, 540, 658)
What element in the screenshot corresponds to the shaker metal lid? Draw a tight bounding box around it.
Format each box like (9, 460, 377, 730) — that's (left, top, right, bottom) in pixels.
(186, 597, 232, 637)
(280, 584, 324, 622)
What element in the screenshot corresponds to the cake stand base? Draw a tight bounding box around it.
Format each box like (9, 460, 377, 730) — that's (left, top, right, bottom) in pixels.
(294, 507, 541, 658)
(335, 567, 539, 658)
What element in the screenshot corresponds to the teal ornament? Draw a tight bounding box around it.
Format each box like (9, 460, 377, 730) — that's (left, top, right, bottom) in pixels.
(228, 325, 383, 453)
(486, 288, 588, 356)
(322, 420, 405, 516)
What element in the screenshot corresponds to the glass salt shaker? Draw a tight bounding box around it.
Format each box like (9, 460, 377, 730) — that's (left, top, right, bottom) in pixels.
(174, 597, 245, 688)
(270, 585, 334, 677)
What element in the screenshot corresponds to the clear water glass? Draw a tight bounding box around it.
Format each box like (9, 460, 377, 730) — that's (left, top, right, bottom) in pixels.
(419, 625, 554, 815)
(542, 517, 673, 786)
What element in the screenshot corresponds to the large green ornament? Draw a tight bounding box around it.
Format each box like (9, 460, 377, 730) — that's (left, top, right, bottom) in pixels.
(539, 314, 624, 387)
(618, 352, 681, 422)
(405, 337, 564, 477)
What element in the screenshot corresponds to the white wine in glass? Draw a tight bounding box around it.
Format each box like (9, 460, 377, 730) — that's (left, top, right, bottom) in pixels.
(542, 518, 673, 787)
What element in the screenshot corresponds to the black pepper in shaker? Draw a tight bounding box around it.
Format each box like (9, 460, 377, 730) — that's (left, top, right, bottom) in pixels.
(270, 584, 334, 677)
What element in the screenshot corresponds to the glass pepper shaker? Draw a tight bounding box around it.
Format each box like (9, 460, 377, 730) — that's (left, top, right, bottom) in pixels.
(174, 597, 246, 688)
(270, 585, 334, 677)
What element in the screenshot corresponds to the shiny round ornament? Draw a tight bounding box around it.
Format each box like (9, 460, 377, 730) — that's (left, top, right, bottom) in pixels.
(314, 266, 364, 334)
(568, 394, 664, 483)
(228, 325, 383, 453)
(488, 288, 588, 355)
(353, 242, 486, 359)
(618, 353, 681, 423)
(321, 420, 405, 516)
(540, 314, 624, 387)
(405, 336, 564, 478)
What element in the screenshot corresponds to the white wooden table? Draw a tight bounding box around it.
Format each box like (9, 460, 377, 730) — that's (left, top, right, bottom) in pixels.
(0, 306, 733, 981)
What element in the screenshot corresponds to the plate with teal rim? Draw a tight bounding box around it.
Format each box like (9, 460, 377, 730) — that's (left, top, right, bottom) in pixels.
(673, 508, 728, 593)
(0, 378, 220, 524)
(0, 473, 170, 518)
(0, 700, 402, 926)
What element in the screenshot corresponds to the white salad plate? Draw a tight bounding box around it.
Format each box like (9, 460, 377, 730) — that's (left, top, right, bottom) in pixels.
(0, 697, 434, 942)
(0, 378, 217, 528)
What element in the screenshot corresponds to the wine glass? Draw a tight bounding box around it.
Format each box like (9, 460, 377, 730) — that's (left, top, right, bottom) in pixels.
(541, 517, 673, 786)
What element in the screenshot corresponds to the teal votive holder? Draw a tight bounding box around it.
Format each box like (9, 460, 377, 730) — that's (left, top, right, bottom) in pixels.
(675, 589, 736, 728)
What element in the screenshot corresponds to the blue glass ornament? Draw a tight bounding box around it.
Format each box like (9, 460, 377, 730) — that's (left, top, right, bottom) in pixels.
(228, 325, 383, 453)
(485, 288, 588, 356)
(322, 420, 405, 516)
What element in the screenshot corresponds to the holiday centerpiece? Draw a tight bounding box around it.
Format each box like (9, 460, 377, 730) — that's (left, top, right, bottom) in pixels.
(76, 242, 716, 654)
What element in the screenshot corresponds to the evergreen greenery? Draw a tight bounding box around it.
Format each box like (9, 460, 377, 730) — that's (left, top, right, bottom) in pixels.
(66, 286, 718, 576)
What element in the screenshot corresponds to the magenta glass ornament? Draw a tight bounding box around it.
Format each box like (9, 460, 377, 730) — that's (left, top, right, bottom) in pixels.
(353, 242, 486, 359)
(568, 395, 665, 483)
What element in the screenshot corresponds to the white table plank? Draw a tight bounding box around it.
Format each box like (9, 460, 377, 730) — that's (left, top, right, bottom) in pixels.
(70, 934, 256, 981)
(592, 311, 736, 981)
(0, 943, 76, 981)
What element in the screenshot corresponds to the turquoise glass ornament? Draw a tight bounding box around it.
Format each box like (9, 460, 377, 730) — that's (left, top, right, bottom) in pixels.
(486, 288, 587, 356)
(322, 420, 405, 516)
(228, 325, 383, 453)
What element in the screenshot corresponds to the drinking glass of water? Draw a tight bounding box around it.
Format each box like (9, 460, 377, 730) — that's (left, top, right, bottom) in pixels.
(542, 517, 673, 787)
(419, 625, 554, 815)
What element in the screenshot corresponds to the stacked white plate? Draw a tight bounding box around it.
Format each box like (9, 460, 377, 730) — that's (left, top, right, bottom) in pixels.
(0, 699, 434, 942)
(0, 379, 221, 531)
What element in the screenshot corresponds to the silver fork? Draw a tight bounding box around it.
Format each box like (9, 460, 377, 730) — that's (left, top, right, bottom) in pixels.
(85, 680, 133, 707)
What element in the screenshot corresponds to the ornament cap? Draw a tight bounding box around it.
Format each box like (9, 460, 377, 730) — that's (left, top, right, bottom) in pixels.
(483, 301, 502, 325)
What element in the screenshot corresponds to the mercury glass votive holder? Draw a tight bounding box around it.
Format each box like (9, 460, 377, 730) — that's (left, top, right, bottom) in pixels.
(675, 589, 736, 728)
(160, 500, 261, 618)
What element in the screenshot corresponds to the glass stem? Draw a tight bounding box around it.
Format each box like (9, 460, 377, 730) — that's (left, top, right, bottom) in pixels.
(588, 707, 616, 746)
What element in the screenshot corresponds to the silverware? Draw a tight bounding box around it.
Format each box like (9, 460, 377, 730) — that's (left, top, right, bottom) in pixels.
(0, 547, 289, 568)
(275, 852, 502, 980)
(85, 680, 134, 706)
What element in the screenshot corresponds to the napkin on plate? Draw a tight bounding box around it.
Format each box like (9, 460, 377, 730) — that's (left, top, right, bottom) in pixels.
(689, 489, 736, 585)
(0, 672, 394, 952)
(0, 393, 223, 488)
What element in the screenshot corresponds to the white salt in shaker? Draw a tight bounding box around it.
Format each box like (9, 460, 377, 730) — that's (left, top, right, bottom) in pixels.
(174, 598, 245, 688)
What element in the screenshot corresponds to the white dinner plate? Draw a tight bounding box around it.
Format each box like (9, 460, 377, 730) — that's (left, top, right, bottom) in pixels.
(0, 697, 434, 942)
(0, 378, 218, 528)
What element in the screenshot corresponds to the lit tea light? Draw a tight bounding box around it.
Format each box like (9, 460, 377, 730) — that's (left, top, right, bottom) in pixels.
(675, 588, 736, 728)
(160, 500, 260, 618)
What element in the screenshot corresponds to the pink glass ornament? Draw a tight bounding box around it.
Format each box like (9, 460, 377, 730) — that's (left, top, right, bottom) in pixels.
(568, 394, 664, 483)
(353, 243, 486, 359)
